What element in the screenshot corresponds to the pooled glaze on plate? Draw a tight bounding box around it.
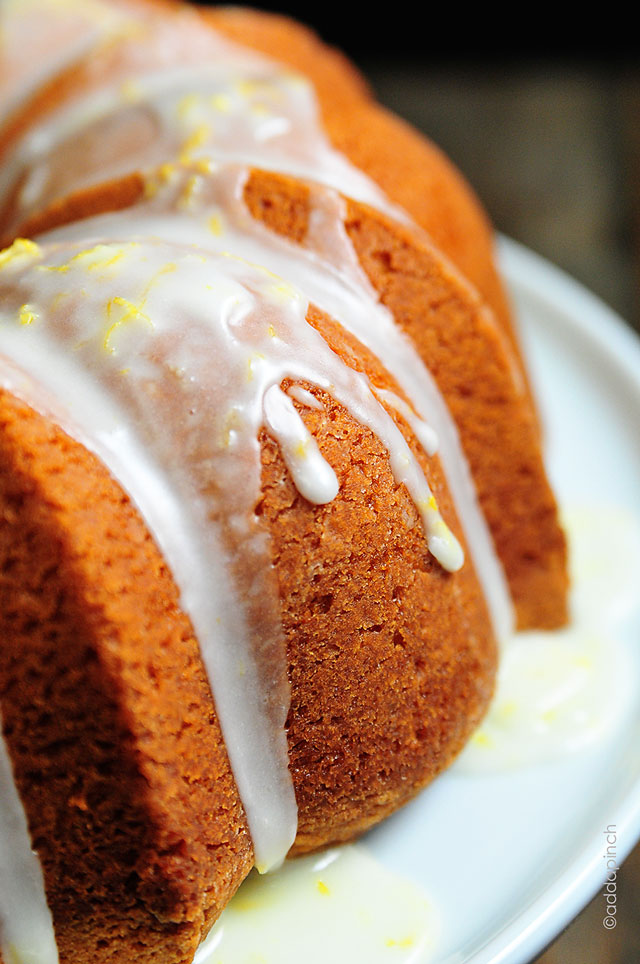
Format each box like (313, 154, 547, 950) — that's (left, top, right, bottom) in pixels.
(196, 845, 439, 964)
(455, 504, 640, 773)
(190, 498, 640, 964)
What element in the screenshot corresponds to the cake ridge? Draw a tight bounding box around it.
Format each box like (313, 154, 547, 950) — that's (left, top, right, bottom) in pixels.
(0, 225, 471, 960)
(32, 157, 514, 640)
(0, 3, 567, 962)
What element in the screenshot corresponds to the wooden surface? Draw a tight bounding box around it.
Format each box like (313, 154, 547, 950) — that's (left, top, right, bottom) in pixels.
(360, 54, 640, 964)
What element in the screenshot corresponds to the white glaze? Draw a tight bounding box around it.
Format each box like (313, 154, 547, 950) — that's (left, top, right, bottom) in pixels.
(0, 12, 402, 235)
(263, 384, 339, 505)
(40, 161, 513, 637)
(373, 388, 439, 458)
(0, 714, 59, 964)
(0, 4, 516, 957)
(0, 231, 464, 891)
(186, 502, 640, 964)
(287, 383, 325, 411)
(195, 844, 439, 964)
(0, 0, 129, 121)
(454, 504, 640, 773)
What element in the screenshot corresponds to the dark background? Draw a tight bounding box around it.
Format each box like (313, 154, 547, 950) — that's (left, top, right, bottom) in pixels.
(194, 4, 640, 960)
(191, 2, 640, 336)
(350, 37, 640, 964)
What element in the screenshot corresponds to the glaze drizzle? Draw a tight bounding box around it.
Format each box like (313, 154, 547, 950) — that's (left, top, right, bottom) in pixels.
(0, 232, 464, 886)
(0, 3, 512, 960)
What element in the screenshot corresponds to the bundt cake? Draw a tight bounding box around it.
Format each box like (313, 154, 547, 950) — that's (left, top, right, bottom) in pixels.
(0, 2, 569, 963)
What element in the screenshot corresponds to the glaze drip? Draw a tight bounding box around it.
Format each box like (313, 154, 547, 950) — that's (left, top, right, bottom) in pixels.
(0, 711, 59, 964)
(263, 384, 339, 505)
(0, 4, 514, 959)
(0, 234, 464, 883)
(40, 161, 512, 638)
(0, 8, 400, 236)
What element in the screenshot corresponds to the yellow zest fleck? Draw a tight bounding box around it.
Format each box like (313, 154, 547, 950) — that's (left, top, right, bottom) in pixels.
(294, 439, 308, 459)
(179, 173, 202, 210)
(144, 179, 159, 200)
(496, 700, 517, 721)
(86, 249, 124, 271)
(177, 92, 199, 119)
(427, 495, 438, 512)
(285, 72, 310, 91)
(104, 296, 152, 354)
(194, 157, 215, 175)
(158, 162, 176, 179)
(120, 79, 141, 103)
(236, 78, 261, 98)
(140, 262, 177, 301)
(316, 879, 330, 896)
(268, 279, 297, 303)
(246, 353, 265, 382)
(65, 243, 136, 274)
(178, 124, 211, 163)
(267, 324, 276, 338)
(236, 77, 281, 102)
(39, 263, 69, 274)
(0, 238, 40, 270)
(7, 943, 23, 964)
(144, 162, 178, 198)
(385, 935, 415, 949)
(471, 730, 492, 748)
(18, 304, 37, 326)
(208, 212, 224, 236)
(210, 92, 231, 112)
(220, 406, 243, 449)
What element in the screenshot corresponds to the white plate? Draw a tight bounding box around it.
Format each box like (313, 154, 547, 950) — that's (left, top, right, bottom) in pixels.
(200, 236, 640, 964)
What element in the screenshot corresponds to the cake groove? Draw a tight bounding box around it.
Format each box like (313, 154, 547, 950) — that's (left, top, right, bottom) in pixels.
(0, 2, 567, 961)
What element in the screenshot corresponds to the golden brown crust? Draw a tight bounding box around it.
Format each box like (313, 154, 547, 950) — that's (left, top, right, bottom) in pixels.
(14, 172, 148, 240)
(222, 168, 569, 629)
(340, 200, 569, 629)
(0, 390, 254, 962)
(1, 2, 512, 357)
(198, 4, 374, 106)
(281, 309, 496, 853)
(11, 163, 569, 628)
(201, 5, 517, 355)
(0, 297, 496, 958)
(0, 5, 569, 959)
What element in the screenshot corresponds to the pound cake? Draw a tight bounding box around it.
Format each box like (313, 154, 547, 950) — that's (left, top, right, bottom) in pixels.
(0, 3, 569, 963)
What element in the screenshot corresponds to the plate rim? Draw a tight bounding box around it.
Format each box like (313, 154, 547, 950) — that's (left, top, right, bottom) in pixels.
(468, 234, 640, 964)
